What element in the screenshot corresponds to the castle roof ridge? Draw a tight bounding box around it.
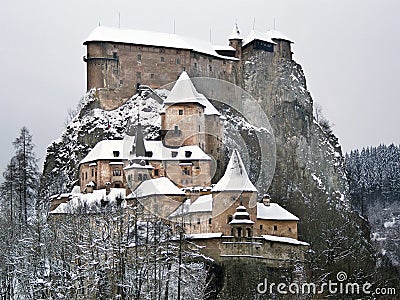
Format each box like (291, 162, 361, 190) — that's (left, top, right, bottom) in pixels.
(84, 26, 238, 61)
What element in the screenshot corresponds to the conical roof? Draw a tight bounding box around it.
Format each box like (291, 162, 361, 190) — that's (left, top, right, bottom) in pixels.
(212, 149, 257, 192)
(131, 123, 146, 158)
(229, 23, 242, 40)
(164, 71, 220, 116)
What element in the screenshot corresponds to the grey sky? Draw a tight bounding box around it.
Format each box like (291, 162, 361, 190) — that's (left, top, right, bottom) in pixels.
(0, 0, 399, 175)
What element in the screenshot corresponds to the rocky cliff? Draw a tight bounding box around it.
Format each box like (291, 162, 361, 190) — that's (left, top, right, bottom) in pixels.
(41, 53, 399, 297)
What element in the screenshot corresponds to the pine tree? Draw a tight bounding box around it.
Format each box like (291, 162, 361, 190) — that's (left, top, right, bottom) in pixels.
(11, 126, 39, 224)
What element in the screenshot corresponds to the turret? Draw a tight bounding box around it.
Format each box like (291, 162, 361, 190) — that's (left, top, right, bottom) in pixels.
(229, 200, 254, 238)
(228, 23, 243, 59)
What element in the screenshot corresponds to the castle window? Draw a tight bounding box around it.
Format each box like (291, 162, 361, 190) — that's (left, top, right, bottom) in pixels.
(197, 218, 200, 224)
(113, 52, 118, 59)
(209, 218, 212, 225)
(154, 169, 159, 176)
(198, 125, 201, 132)
(138, 173, 143, 181)
(194, 62, 197, 68)
(143, 174, 148, 180)
(160, 48, 165, 53)
(85, 172, 88, 180)
(136, 72, 141, 79)
(113, 169, 121, 176)
(137, 54, 142, 61)
(179, 109, 184, 115)
(260, 225, 263, 230)
(183, 67, 186, 71)
(288, 227, 292, 232)
(273, 225, 278, 231)
(150, 73, 155, 79)
(160, 57, 165, 62)
(174, 125, 179, 134)
(176, 58, 180, 64)
(209, 65, 212, 72)
(113, 151, 120, 157)
(171, 151, 178, 158)
(237, 228, 242, 237)
(91, 169, 94, 177)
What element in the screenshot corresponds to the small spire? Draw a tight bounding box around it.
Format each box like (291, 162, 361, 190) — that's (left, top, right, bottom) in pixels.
(229, 22, 242, 40)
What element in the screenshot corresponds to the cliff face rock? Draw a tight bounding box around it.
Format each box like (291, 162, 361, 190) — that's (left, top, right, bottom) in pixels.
(241, 52, 400, 290)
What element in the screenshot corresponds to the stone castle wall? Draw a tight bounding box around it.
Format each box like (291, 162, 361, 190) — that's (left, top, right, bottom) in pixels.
(85, 42, 240, 110)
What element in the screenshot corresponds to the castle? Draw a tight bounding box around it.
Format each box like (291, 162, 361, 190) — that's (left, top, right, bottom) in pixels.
(83, 24, 293, 110)
(50, 25, 308, 263)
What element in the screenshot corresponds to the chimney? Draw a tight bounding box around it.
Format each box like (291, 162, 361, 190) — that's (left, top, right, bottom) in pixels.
(105, 181, 111, 194)
(85, 181, 95, 193)
(262, 194, 271, 206)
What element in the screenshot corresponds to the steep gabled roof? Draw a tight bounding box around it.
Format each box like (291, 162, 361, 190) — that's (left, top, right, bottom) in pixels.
(84, 26, 238, 61)
(80, 140, 126, 164)
(257, 202, 299, 221)
(164, 72, 221, 116)
(212, 149, 257, 192)
(133, 177, 185, 198)
(266, 29, 293, 43)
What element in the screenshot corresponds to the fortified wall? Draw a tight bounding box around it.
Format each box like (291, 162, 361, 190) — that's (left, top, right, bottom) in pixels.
(83, 25, 293, 110)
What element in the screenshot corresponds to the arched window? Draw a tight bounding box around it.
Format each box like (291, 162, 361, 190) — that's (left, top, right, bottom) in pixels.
(237, 228, 242, 237)
(247, 228, 252, 237)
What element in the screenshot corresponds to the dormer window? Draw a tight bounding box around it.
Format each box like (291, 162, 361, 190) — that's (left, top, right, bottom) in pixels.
(171, 151, 178, 158)
(113, 151, 120, 157)
(185, 151, 192, 158)
(145, 151, 153, 157)
(179, 109, 184, 115)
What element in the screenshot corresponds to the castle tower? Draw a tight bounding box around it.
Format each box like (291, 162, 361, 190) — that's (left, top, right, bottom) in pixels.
(161, 72, 206, 149)
(161, 72, 224, 182)
(266, 29, 293, 60)
(211, 149, 257, 235)
(229, 201, 254, 238)
(124, 123, 154, 191)
(228, 23, 243, 59)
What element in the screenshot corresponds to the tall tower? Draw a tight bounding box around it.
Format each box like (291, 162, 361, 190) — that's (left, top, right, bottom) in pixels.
(228, 23, 243, 59)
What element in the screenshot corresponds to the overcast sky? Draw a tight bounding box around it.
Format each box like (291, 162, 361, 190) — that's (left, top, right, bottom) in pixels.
(0, 0, 399, 175)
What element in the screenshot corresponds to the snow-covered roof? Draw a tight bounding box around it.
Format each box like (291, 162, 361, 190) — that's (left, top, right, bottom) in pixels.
(188, 194, 213, 213)
(164, 72, 221, 116)
(212, 149, 257, 192)
(80, 140, 127, 164)
(144, 140, 211, 161)
(50, 188, 126, 214)
(82, 137, 211, 165)
(257, 202, 299, 221)
(213, 45, 236, 52)
(84, 26, 238, 61)
(266, 29, 293, 43)
(243, 30, 276, 47)
(262, 235, 308, 246)
(185, 232, 223, 239)
(228, 23, 243, 40)
(132, 177, 185, 198)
